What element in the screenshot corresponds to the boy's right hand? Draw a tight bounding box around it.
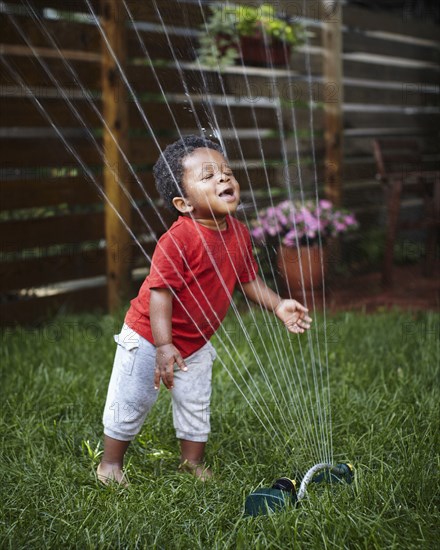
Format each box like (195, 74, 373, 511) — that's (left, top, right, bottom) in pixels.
(154, 343, 187, 390)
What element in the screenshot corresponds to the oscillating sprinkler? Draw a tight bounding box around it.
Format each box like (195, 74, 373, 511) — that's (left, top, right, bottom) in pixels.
(244, 463, 354, 516)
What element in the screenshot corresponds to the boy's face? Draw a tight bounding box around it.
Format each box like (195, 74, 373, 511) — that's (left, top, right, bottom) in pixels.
(173, 148, 240, 221)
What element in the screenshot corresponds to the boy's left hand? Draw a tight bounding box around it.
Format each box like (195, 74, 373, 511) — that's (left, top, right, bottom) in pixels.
(275, 299, 312, 334)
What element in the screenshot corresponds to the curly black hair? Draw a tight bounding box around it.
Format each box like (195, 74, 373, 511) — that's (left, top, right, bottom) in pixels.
(153, 134, 224, 215)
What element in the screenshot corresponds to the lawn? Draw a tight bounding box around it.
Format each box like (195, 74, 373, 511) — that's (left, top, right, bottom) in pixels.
(1, 308, 439, 549)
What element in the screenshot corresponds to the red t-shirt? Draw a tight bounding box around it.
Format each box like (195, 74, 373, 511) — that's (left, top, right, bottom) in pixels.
(125, 215, 258, 358)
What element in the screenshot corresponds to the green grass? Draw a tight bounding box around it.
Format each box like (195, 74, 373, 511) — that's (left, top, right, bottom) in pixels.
(1, 309, 439, 549)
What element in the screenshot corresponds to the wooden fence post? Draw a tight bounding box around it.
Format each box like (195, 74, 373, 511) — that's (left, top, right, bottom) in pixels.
(101, 0, 132, 312)
(322, 0, 343, 207)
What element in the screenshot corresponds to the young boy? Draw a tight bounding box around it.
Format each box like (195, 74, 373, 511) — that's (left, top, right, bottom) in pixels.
(97, 135, 312, 484)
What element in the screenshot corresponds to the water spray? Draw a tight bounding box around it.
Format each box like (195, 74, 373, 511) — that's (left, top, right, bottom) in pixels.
(244, 463, 354, 516)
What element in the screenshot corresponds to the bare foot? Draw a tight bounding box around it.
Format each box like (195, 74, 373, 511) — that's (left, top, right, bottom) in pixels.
(179, 459, 213, 482)
(97, 462, 129, 487)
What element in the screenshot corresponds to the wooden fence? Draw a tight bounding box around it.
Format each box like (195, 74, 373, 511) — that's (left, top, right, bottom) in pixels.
(1, 0, 439, 325)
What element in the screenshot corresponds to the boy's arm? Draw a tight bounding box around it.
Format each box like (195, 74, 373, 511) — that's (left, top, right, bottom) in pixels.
(241, 275, 312, 334)
(150, 288, 187, 390)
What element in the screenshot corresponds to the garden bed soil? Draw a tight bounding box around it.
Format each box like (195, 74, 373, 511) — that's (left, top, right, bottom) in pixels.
(327, 262, 439, 313)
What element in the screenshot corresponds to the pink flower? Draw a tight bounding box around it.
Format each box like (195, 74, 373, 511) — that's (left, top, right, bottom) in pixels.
(251, 226, 265, 243)
(319, 199, 332, 209)
(344, 215, 357, 226)
(249, 198, 358, 248)
(277, 210, 288, 226)
(283, 229, 298, 247)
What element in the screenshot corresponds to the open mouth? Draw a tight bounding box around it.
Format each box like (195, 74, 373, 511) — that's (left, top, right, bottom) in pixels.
(218, 187, 236, 201)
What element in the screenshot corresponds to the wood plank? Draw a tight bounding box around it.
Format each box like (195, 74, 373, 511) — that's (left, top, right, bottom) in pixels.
(0, 96, 102, 128)
(222, 136, 325, 160)
(131, 64, 226, 97)
(5, 0, 103, 16)
(213, 103, 324, 131)
(128, 63, 202, 96)
(128, 135, 179, 165)
(0, 55, 322, 101)
(344, 59, 440, 86)
(128, 31, 197, 62)
(0, 43, 100, 63)
(343, 4, 440, 43)
(0, 248, 106, 292)
(344, 83, 440, 108)
(348, 200, 429, 233)
(0, 92, 323, 131)
(125, 171, 158, 201)
(222, 73, 340, 106)
(122, 0, 206, 27)
(344, 181, 435, 210)
(344, 111, 440, 130)
(0, 136, 103, 168)
(0, 176, 102, 210)
(344, 30, 440, 64)
(128, 61, 322, 99)
(131, 239, 157, 261)
(348, 209, 383, 229)
(343, 157, 440, 181)
(0, 171, 155, 212)
(132, 205, 173, 235)
(343, 159, 378, 181)
(0, 212, 105, 252)
(236, 163, 326, 191)
(101, 0, 132, 310)
(0, 284, 107, 327)
(0, 13, 101, 52)
(344, 181, 383, 207)
(269, 50, 322, 75)
(127, 134, 322, 166)
(322, 0, 344, 206)
(128, 100, 324, 132)
(344, 136, 440, 156)
(0, 55, 102, 89)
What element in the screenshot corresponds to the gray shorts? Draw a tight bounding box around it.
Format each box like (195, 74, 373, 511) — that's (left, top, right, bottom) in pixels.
(102, 324, 217, 443)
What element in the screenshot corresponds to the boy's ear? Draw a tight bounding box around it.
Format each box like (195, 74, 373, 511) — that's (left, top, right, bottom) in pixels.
(172, 196, 193, 214)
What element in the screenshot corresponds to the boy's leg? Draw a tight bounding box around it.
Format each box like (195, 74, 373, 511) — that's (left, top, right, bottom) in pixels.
(98, 325, 158, 485)
(180, 439, 206, 463)
(172, 342, 216, 480)
(179, 440, 212, 480)
(97, 436, 131, 485)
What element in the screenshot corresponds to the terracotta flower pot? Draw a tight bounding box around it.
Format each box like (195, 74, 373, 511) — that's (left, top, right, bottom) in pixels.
(216, 33, 291, 67)
(239, 35, 291, 67)
(277, 244, 327, 294)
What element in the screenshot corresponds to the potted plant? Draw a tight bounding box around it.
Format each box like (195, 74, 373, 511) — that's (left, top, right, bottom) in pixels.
(250, 199, 359, 294)
(197, 3, 308, 69)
